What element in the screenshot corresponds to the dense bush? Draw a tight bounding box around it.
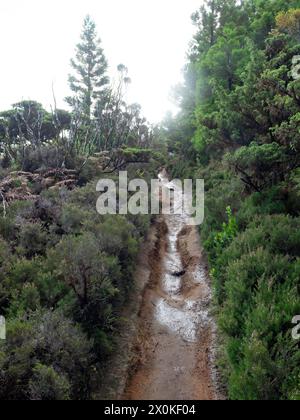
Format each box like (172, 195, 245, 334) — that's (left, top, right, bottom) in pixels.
(163, 0, 300, 400)
(18, 222, 48, 258)
(21, 145, 75, 173)
(0, 163, 153, 399)
(0, 311, 94, 400)
(222, 250, 300, 400)
(195, 155, 300, 400)
(29, 364, 71, 401)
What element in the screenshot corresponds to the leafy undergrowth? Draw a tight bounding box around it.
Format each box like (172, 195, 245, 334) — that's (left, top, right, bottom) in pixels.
(0, 164, 156, 400)
(163, 0, 300, 400)
(200, 163, 300, 400)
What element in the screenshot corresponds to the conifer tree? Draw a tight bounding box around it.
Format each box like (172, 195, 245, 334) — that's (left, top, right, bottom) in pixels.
(66, 15, 109, 122)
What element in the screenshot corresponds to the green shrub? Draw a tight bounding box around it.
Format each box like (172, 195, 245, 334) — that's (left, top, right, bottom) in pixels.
(18, 222, 48, 258)
(21, 146, 74, 173)
(0, 238, 12, 311)
(0, 238, 11, 279)
(201, 177, 243, 245)
(60, 203, 92, 234)
(0, 310, 94, 400)
(203, 206, 238, 302)
(9, 258, 41, 286)
(8, 283, 41, 317)
(219, 249, 289, 337)
(248, 214, 300, 257)
(33, 269, 69, 309)
(29, 364, 71, 401)
(52, 233, 120, 355)
(7, 200, 35, 220)
(215, 239, 300, 400)
(67, 181, 98, 210)
(0, 216, 16, 242)
(212, 207, 238, 256)
(237, 187, 288, 229)
(226, 270, 300, 400)
(0, 147, 158, 399)
(209, 213, 300, 304)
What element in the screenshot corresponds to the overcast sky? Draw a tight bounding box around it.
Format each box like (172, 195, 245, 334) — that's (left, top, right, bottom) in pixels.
(0, 0, 201, 122)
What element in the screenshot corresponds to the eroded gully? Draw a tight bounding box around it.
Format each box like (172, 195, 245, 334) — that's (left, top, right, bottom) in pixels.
(123, 170, 220, 400)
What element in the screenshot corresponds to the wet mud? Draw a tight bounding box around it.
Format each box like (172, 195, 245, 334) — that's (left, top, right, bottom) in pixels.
(123, 172, 221, 400)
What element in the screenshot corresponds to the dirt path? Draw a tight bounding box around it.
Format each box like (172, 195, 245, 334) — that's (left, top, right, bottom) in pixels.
(123, 172, 220, 400)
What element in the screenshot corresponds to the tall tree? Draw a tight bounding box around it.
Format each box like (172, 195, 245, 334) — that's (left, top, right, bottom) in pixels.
(66, 15, 109, 123)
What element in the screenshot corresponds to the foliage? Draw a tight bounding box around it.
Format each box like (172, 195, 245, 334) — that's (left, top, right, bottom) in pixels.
(0, 311, 94, 400)
(29, 364, 71, 401)
(18, 222, 48, 258)
(0, 101, 71, 169)
(276, 8, 300, 40)
(0, 12, 162, 401)
(0, 156, 154, 399)
(0, 17, 155, 170)
(66, 15, 109, 122)
(165, 0, 300, 400)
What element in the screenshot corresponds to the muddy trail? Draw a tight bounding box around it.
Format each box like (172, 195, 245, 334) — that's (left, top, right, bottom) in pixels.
(123, 172, 220, 400)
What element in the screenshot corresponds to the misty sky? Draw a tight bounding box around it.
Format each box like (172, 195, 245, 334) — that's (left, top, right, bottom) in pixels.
(0, 0, 202, 123)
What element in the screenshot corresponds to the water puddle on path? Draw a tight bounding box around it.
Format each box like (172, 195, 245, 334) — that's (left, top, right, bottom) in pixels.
(123, 171, 219, 400)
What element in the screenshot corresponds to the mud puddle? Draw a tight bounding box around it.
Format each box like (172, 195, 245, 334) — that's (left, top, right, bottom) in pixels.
(123, 171, 220, 400)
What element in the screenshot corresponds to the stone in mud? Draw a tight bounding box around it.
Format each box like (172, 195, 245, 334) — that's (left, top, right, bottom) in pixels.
(172, 270, 186, 277)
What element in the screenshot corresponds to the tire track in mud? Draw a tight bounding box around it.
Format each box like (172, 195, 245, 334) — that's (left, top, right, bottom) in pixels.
(123, 173, 221, 401)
